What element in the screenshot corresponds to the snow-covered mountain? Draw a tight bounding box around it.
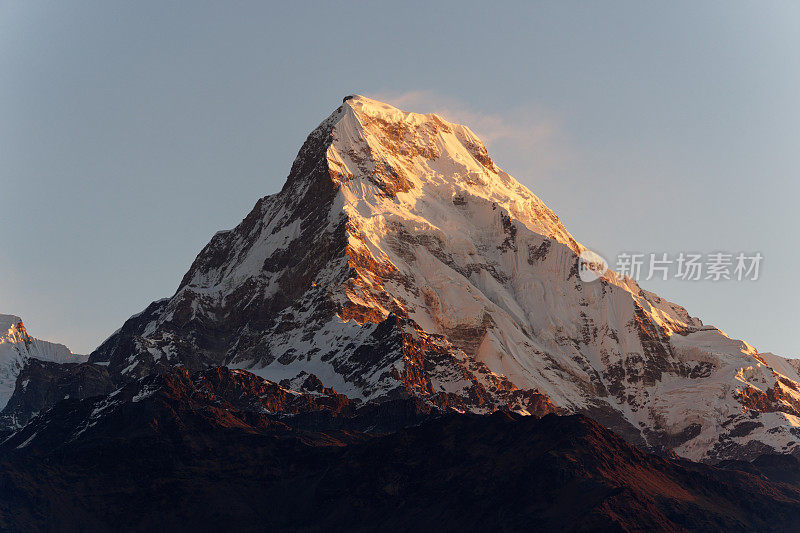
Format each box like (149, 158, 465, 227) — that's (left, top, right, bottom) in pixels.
(31, 94, 800, 462)
(0, 314, 84, 408)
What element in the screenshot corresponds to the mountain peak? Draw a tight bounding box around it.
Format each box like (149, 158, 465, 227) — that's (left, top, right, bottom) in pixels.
(324, 95, 579, 251)
(0, 313, 83, 410)
(71, 95, 800, 463)
(339, 93, 456, 134)
(0, 314, 24, 334)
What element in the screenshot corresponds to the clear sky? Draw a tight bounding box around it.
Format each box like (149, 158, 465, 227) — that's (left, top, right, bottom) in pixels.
(2, 1, 799, 356)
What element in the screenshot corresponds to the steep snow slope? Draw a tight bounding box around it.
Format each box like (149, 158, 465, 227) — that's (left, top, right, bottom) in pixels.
(0, 315, 84, 408)
(86, 95, 800, 461)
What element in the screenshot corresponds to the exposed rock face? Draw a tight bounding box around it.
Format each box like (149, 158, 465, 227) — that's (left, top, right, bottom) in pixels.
(8, 95, 800, 462)
(0, 359, 115, 432)
(0, 367, 449, 455)
(3, 388, 800, 532)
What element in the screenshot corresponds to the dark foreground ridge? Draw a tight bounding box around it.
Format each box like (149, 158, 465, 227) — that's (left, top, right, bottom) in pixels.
(2, 367, 800, 532)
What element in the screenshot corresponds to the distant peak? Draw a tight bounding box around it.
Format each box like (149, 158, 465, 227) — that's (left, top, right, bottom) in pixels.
(0, 314, 24, 333)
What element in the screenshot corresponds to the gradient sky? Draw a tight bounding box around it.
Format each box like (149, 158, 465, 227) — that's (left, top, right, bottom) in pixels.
(2, 2, 799, 356)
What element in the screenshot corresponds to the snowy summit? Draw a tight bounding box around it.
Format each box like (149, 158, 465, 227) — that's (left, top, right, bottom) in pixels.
(0, 314, 83, 408)
(14, 94, 799, 463)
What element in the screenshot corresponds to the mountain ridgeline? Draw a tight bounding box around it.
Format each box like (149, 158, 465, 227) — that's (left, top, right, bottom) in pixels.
(6, 95, 800, 459)
(7, 95, 800, 531)
(61, 95, 800, 462)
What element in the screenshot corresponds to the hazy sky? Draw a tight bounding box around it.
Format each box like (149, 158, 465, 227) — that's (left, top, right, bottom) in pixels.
(2, 2, 799, 356)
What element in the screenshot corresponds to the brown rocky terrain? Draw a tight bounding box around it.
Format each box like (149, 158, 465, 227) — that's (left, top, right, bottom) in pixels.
(3, 367, 800, 532)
